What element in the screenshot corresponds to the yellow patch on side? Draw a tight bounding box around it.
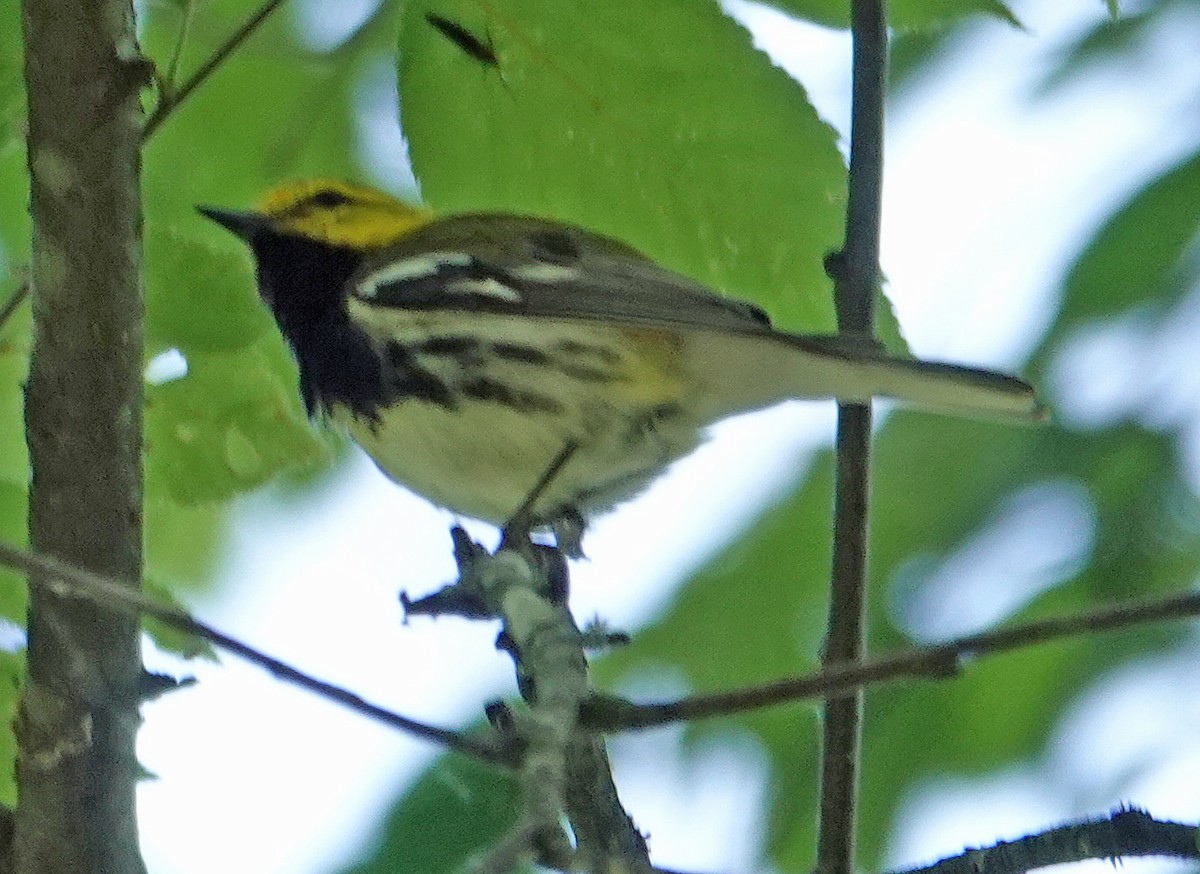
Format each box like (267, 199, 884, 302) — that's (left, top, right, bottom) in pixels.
(612, 327, 686, 407)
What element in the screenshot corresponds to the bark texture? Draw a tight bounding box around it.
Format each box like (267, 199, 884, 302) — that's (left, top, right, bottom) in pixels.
(18, 1, 146, 871)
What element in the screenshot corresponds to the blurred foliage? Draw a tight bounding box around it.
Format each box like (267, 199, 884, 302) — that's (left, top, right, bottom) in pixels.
(1, 0, 1197, 868)
(758, 0, 1019, 30)
(339, 755, 522, 874)
(1057, 150, 1200, 326)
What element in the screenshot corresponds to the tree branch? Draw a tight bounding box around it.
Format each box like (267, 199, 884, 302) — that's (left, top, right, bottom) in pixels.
(19, 0, 147, 869)
(819, 0, 888, 871)
(410, 531, 651, 873)
(0, 541, 511, 766)
(892, 807, 1199, 874)
(585, 586, 1200, 731)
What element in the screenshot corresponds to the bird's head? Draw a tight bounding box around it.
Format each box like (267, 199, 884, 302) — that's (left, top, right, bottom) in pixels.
(198, 179, 430, 251)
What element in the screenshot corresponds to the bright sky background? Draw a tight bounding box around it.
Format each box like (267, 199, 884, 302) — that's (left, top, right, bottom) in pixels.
(135, 2, 1200, 872)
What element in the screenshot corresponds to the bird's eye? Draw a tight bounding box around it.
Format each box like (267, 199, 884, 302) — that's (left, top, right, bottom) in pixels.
(305, 189, 352, 209)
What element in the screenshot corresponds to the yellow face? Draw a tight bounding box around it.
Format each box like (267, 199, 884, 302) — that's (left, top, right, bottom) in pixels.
(255, 179, 432, 250)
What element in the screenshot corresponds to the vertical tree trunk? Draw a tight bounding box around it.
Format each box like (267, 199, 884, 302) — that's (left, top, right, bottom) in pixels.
(18, 1, 146, 871)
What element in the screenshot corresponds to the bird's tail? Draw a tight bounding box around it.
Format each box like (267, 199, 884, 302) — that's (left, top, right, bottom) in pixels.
(683, 329, 1045, 424)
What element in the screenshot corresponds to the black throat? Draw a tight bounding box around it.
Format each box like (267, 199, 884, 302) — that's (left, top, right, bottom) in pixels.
(250, 233, 390, 419)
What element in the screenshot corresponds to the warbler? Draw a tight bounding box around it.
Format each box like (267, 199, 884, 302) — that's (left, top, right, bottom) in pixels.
(199, 180, 1040, 553)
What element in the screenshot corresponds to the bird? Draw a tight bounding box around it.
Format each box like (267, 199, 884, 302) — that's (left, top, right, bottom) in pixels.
(199, 179, 1041, 555)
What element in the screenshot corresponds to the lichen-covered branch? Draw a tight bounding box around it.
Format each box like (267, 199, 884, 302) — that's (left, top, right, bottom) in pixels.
(408, 532, 650, 873)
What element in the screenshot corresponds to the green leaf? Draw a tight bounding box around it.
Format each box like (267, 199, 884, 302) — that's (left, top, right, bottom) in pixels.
(336, 754, 521, 874)
(145, 225, 273, 355)
(142, 579, 216, 660)
(891, 0, 1020, 30)
(1056, 148, 1200, 328)
(0, 482, 26, 624)
(757, 0, 1020, 31)
(0, 4, 25, 168)
(144, 497, 224, 594)
(399, 0, 847, 335)
(145, 340, 334, 503)
(1034, 11, 1152, 93)
(0, 294, 29, 489)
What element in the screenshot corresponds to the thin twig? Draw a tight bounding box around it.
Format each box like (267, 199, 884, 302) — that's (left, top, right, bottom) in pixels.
(164, 0, 198, 90)
(0, 541, 513, 766)
(585, 586, 1200, 732)
(891, 807, 1199, 874)
(143, 0, 294, 141)
(818, 0, 888, 870)
(0, 280, 28, 333)
(820, 404, 872, 874)
(501, 439, 578, 545)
